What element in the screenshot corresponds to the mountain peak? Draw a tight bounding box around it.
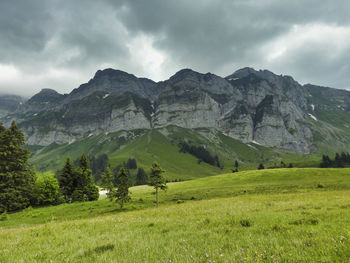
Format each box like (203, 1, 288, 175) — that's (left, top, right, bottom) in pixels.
(225, 67, 258, 80)
(28, 88, 64, 104)
(93, 68, 136, 80)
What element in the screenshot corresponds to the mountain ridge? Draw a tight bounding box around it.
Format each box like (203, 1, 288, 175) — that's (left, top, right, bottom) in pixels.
(1, 67, 350, 155)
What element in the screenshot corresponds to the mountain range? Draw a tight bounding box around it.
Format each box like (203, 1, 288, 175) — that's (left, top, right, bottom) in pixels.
(1, 67, 350, 173)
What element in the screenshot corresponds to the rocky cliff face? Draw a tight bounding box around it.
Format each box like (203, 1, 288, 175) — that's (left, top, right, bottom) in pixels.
(2, 67, 350, 154)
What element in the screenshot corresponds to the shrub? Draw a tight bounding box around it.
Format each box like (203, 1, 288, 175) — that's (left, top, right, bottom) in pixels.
(33, 174, 60, 206)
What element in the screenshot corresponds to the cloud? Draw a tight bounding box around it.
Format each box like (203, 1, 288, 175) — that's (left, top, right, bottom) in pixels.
(0, 0, 350, 97)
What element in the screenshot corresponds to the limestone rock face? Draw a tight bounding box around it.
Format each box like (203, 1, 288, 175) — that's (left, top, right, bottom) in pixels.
(3, 67, 350, 153)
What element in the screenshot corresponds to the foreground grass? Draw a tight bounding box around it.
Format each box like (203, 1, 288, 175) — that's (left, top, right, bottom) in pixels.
(1, 190, 350, 262)
(2, 168, 350, 228)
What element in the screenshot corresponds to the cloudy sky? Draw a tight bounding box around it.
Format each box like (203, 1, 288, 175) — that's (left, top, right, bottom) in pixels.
(1, 0, 350, 97)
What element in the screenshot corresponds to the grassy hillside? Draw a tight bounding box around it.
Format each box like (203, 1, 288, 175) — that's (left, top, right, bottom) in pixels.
(1, 168, 350, 262)
(2, 168, 350, 228)
(29, 126, 322, 181)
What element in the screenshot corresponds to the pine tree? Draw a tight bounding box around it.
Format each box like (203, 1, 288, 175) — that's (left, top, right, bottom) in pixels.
(234, 160, 239, 169)
(136, 168, 148, 185)
(101, 166, 114, 200)
(149, 162, 167, 208)
(0, 121, 35, 213)
(59, 157, 75, 201)
(75, 153, 99, 201)
(113, 167, 130, 209)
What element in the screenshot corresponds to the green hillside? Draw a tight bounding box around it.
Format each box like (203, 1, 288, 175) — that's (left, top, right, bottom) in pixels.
(1, 168, 350, 262)
(29, 126, 322, 181)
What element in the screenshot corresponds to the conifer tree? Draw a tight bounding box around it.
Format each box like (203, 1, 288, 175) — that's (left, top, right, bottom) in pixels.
(59, 157, 75, 201)
(75, 153, 99, 201)
(113, 167, 130, 208)
(0, 121, 35, 213)
(149, 162, 167, 207)
(101, 166, 114, 200)
(136, 168, 148, 185)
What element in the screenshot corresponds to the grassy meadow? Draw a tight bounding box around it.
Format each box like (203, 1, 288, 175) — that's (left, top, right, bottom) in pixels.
(1, 168, 350, 262)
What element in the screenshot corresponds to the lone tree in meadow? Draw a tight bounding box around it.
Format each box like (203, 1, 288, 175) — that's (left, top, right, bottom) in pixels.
(113, 167, 130, 209)
(0, 121, 35, 213)
(149, 162, 167, 208)
(101, 166, 115, 200)
(258, 163, 265, 170)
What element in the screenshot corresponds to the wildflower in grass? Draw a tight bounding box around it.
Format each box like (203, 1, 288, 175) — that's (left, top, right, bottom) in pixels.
(240, 248, 243, 252)
(206, 253, 209, 258)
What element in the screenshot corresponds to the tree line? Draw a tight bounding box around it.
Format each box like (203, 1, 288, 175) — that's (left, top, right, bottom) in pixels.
(178, 141, 221, 168)
(320, 152, 350, 168)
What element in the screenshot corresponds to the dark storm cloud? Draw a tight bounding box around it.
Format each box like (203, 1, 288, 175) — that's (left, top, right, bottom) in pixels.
(0, 0, 350, 96)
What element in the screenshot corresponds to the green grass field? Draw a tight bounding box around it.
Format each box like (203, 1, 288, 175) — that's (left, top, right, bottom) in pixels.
(1, 168, 350, 262)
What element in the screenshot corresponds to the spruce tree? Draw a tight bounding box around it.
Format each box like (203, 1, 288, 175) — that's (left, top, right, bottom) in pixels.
(113, 167, 130, 209)
(75, 153, 99, 201)
(0, 121, 35, 213)
(136, 168, 148, 185)
(149, 162, 167, 208)
(59, 157, 75, 201)
(101, 166, 114, 200)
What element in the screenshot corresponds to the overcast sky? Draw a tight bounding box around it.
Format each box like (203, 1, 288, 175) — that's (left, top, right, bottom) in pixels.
(1, 0, 350, 97)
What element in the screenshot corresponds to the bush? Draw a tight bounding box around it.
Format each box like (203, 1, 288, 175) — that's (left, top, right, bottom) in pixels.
(33, 174, 60, 206)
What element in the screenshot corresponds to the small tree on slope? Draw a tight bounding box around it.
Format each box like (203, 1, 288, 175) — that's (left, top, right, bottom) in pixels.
(149, 162, 167, 208)
(101, 166, 114, 200)
(113, 167, 130, 209)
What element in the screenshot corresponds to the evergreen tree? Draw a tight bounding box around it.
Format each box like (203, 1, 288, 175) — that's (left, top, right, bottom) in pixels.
(136, 168, 148, 185)
(126, 158, 137, 169)
(59, 157, 75, 201)
(288, 163, 293, 168)
(258, 163, 265, 170)
(101, 166, 114, 200)
(234, 160, 239, 169)
(149, 162, 167, 207)
(113, 167, 130, 209)
(75, 153, 99, 201)
(0, 121, 35, 213)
